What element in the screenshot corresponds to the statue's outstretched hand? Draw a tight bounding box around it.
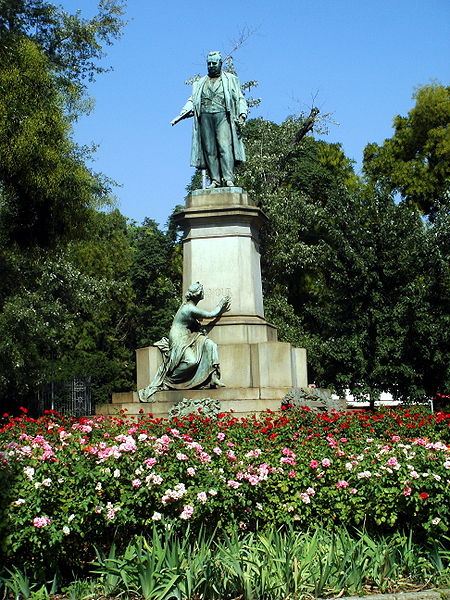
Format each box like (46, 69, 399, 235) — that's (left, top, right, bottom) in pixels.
(219, 295, 231, 313)
(170, 110, 194, 126)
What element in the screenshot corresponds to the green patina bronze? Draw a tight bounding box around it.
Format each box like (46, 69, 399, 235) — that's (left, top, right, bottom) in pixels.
(138, 282, 231, 401)
(171, 51, 248, 188)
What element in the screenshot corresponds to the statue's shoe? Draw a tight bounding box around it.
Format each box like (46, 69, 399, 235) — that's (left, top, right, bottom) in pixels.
(208, 180, 220, 188)
(225, 180, 234, 186)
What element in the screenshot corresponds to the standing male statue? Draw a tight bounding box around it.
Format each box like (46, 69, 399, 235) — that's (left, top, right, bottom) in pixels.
(171, 51, 248, 188)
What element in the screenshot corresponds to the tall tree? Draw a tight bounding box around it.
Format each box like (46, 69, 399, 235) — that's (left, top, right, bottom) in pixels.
(0, 2, 127, 411)
(0, 37, 111, 248)
(237, 115, 449, 405)
(0, 0, 126, 113)
(363, 84, 450, 219)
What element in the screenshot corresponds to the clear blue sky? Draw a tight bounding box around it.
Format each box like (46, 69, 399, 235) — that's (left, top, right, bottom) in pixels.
(61, 0, 449, 229)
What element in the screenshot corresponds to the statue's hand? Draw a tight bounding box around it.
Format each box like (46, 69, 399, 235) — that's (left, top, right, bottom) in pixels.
(170, 110, 193, 126)
(220, 295, 231, 313)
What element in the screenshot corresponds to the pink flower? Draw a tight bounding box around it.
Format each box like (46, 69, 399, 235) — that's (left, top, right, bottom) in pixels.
(306, 487, 315, 496)
(322, 458, 332, 468)
(300, 493, 311, 504)
(213, 447, 222, 455)
(33, 516, 51, 528)
(198, 452, 212, 463)
(131, 479, 142, 488)
(186, 467, 196, 476)
(197, 491, 207, 503)
(403, 487, 412, 496)
(288, 470, 296, 478)
(282, 447, 296, 458)
(226, 450, 237, 461)
(336, 480, 349, 489)
(227, 480, 241, 489)
(391, 435, 401, 442)
(386, 456, 399, 467)
(246, 449, 262, 458)
(180, 505, 194, 520)
(310, 460, 319, 469)
(247, 475, 260, 486)
(217, 432, 226, 441)
(349, 488, 358, 494)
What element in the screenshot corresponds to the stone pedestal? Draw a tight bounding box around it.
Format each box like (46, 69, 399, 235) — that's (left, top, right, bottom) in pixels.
(174, 188, 277, 345)
(96, 188, 308, 419)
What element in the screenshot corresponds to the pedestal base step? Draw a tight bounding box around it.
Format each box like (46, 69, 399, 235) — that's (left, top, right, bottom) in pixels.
(96, 387, 294, 419)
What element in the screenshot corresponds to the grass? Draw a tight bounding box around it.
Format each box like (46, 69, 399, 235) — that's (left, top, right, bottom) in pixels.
(1, 525, 449, 600)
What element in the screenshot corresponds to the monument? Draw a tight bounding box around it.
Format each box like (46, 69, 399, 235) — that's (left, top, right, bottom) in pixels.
(96, 50, 308, 419)
(170, 50, 247, 188)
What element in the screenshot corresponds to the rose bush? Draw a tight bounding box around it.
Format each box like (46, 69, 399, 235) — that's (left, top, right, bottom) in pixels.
(0, 406, 449, 578)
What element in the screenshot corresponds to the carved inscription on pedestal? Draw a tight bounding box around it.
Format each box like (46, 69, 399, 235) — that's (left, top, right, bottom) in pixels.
(205, 287, 232, 302)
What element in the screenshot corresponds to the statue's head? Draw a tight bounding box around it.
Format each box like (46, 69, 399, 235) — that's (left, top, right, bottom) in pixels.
(207, 51, 222, 78)
(185, 281, 204, 302)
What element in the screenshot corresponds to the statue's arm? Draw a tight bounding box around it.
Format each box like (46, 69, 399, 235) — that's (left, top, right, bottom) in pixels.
(170, 97, 194, 126)
(190, 296, 231, 319)
(234, 76, 248, 124)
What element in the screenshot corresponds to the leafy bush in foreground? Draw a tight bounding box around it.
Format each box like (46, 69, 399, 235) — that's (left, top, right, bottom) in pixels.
(0, 407, 449, 579)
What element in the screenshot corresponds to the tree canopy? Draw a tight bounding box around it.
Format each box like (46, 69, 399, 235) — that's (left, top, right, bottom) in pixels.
(363, 84, 450, 219)
(235, 104, 449, 405)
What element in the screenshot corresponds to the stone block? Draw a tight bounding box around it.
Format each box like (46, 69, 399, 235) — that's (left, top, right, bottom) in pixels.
(207, 317, 278, 344)
(187, 187, 252, 208)
(291, 347, 308, 388)
(219, 344, 252, 387)
(251, 342, 294, 388)
(136, 346, 162, 390)
(112, 391, 139, 404)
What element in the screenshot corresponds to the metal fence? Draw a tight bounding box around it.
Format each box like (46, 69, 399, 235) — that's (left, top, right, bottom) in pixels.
(36, 377, 92, 417)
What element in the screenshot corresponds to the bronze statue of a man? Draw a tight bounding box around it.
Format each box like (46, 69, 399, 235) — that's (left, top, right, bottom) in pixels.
(171, 51, 248, 188)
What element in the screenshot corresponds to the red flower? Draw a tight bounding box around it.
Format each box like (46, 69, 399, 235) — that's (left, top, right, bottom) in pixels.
(419, 492, 429, 500)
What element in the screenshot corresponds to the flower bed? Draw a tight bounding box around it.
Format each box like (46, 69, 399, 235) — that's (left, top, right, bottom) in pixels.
(1, 406, 449, 578)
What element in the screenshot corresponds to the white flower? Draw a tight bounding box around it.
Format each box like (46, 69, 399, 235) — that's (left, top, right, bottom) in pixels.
(62, 525, 70, 535)
(432, 517, 441, 525)
(24, 466, 35, 480)
(95, 482, 102, 491)
(152, 512, 162, 521)
(42, 478, 52, 487)
(113, 469, 120, 478)
(68, 514, 75, 522)
(13, 498, 26, 506)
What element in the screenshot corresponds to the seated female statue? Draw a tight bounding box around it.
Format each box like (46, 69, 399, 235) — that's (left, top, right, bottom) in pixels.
(139, 282, 230, 401)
